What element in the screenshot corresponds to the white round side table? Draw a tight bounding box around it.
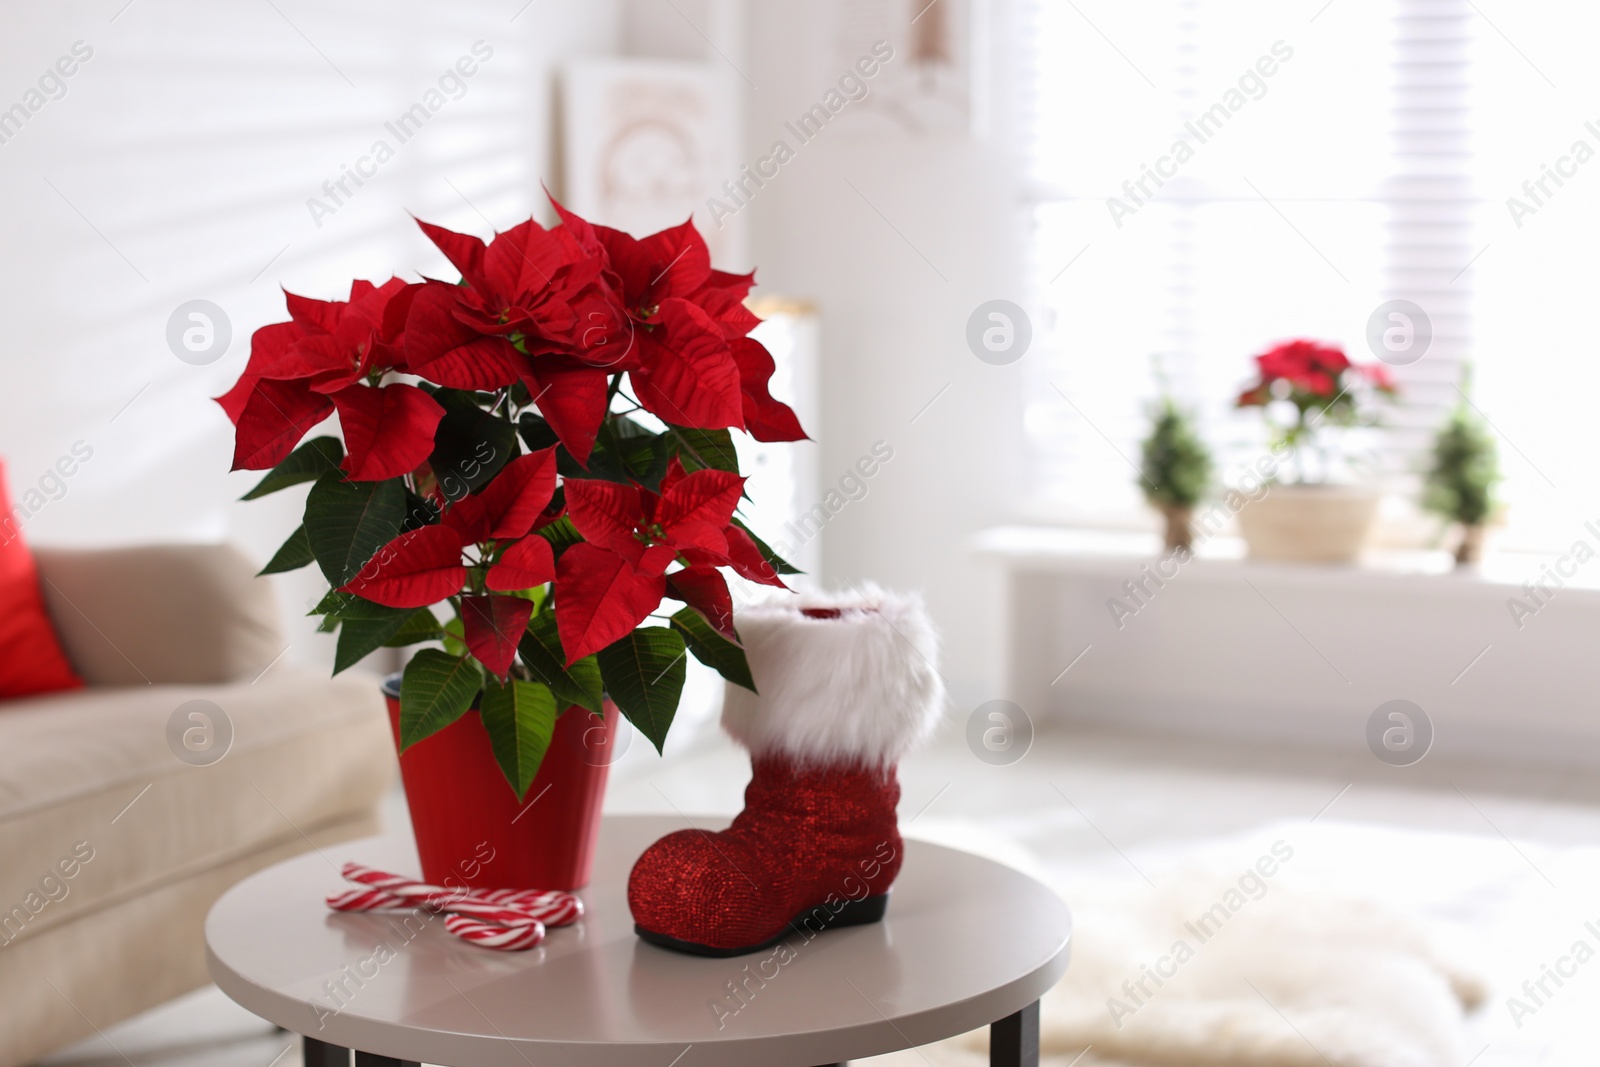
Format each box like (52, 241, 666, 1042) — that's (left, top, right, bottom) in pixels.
(206, 815, 1071, 1067)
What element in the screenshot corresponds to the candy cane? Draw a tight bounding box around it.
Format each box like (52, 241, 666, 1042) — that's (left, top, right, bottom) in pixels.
(330, 865, 583, 928)
(327, 889, 550, 950)
(341, 865, 578, 909)
(443, 914, 547, 951)
(337, 865, 583, 924)
(340, 863, 445, 895)
(474, 891, 582, 926)
(326, 887, 582, 927)
(325, 888, 402, 913)
(466, 891, 579, 926)
(325, 888, 546, 927)
(476, 887, 578, 910)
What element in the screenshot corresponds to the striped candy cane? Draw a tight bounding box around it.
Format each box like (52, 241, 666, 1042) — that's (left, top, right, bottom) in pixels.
(326, 863, 585, 952)
(431, 886, 582, 925)
(340, 863, 452, 896)
(326, 887, 582, 927)
(337, 864, 583, 924)
(443, 913, 547, 951)
(476, 887, 579, 910)
(325, 888, 400, 913)
(471, 890, 582, 926)
(325, 888, 545, 927)
(327, 889, 549, 951)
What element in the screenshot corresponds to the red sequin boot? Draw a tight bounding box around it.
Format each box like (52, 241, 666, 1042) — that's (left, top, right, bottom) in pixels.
(628, 590, 943, 956)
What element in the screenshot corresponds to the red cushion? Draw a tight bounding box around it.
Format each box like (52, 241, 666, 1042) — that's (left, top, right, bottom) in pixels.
(0, 459, 84, 699)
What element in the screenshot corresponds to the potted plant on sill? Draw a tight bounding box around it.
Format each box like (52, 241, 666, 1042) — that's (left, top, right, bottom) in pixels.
(1423, 386, 1500, 566)
(216, 201, 806, 890)
(1234, 338, 1398, 563)
(1139, 394, 1213, 553)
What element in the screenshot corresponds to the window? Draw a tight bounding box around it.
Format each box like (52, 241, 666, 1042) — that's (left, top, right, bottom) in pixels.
(1024, 0, 1591, 551)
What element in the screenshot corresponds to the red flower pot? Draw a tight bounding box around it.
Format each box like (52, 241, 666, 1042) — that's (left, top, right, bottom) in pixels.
(382, 675, 620, 891)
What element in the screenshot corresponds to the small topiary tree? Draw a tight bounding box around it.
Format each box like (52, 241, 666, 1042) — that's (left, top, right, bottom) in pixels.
(1423, 397, 1500, 565)
(1140, 396, 1213, 552)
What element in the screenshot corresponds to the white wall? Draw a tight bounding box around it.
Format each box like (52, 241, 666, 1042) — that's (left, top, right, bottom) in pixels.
(613, 0, 1033, 709)
(0, 0, 623, 669)
(983, 529, 1600, 770)
(5, 0, 1033, 706)
(739, 1, 1033, 710)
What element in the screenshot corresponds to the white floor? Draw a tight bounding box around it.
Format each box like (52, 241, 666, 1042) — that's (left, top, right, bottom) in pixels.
(36, 724, 1600, 1067)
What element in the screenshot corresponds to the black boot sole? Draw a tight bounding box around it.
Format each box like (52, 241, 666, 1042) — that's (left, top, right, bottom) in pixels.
(635, 892, 890, 957)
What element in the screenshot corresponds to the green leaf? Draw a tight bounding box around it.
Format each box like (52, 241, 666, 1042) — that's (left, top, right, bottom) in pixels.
(399, 649, 483, 750)
(597, 627, 687, 755)
(517, 410, 561, 453)
(1139, 397, 1213, 508)
(258, 525, 314, 575)
(730, 517, 803, 575)
(333, 604, 418, 675)
(517, 611, 603, 714)
(309, 589, 353, 616)
(441, 615, 468, 658)
(504, 584, 547, 609)
(241, 437, 345, 500)
(606, 418, 672, 488)
(670, 607, 756, 692)
(313, 590, 410, 620)
(383, 607, 443, 648)
(401, 489, 441, 532)
(1424, 401, 1499, 527)
(545, 414, 672, 488)
(430, 389, 517, 498)
(535, 515, 584, 558)
(304, 474, 406, 587)
(479, 676, 559, 800)
(670, 427, 739, 474)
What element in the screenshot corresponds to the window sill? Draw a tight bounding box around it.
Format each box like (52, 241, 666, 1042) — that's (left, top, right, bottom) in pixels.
(974, 524, 1600, 769)
(973, 524, 1598, 596)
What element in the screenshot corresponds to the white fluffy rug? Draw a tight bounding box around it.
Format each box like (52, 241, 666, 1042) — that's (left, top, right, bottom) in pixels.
(863, 824, 1491, 1067)
(966, 876, 1482, 1067)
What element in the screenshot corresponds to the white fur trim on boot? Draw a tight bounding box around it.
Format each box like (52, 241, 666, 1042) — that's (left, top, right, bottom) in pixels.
(720, 585, 945, 767)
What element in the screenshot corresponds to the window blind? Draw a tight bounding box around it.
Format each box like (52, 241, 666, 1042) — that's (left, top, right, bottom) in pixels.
(1021, 0, 1477, 529)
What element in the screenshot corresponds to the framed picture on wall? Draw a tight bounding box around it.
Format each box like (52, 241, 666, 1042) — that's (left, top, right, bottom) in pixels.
(559, 59, 739, 263)
(829, 0, 982, 136)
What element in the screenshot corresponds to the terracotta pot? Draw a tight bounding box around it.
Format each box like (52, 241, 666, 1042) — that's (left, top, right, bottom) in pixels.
(1159, 503, 1194, 553)
(382, 674, 619, 890)
(1236, 484, 1381, 564)
(1455, 524, 1486, 566)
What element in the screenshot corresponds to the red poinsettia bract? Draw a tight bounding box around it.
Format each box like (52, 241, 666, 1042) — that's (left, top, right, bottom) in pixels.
(1236, 339, 1398, 407)
(217, 279, 444, 479)
(217, 202, 805, 481)
(216, 197, 807, 705)
(556, 461, 784, 664)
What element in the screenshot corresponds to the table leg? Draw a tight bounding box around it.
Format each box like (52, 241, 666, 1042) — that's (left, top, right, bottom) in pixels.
(354, 1054, 420, 1067)
(990, 1000, 1040, 1067)
(302, 1036, 350, 1067)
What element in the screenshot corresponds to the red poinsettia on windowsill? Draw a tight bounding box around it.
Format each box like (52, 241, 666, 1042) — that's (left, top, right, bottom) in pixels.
(217, 197, 805, 800)
(1235, 338, 1397, 484)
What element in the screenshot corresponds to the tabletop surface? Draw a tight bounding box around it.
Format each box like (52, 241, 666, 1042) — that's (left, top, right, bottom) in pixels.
(206, 816, 1072, 1067)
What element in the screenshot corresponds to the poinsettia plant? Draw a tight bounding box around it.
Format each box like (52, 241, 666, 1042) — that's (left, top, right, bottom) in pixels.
(217, 198, 806, 798)
(1235, 339, 1397, 483)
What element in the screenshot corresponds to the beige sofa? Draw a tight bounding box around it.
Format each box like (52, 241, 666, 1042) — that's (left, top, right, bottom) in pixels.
(0, 544, 394, 1067)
